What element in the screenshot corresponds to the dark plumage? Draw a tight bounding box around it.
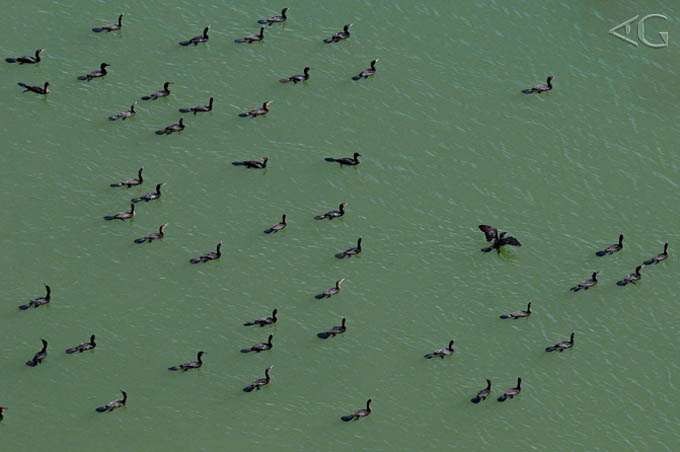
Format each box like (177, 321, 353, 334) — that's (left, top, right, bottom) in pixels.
(179, 26, 210, 46)
(141, 82, 173, 100)
(258, 8, 288, 25)
(352, 59, 379, 81)
(18, 284, 51, 310)
(0, 407, 6, 422)
(643, 242, 669, 265)
(155, 118, 185, 135)
(595, 234, 624, 256)
(239, 100, 272, 118)
(324, 24, 352, 43)
(244, 309, 278, 327)
(240, 335, 273, 353)
(315, 279, 345, 299)
(545, 332, 575, 352)
(478, 225, 521, 253)
(522, 76, 553, 94)
(617, 265, 643, 286)
(315, 202, 347, 220)
(232, 157, 268, 169)
(243, 366, 273, 392)
(325, 152, 360, 166)
(264, 214, 286, 234)
(570, 272, 600, 292)
(500, 302, 532, 319)
(424, 340, 454, 359)
(497, 378, 522, 402)
(110, 167, 143, 187)
(317, 318, 346, 339)
(471, 379, 492, 404)
(17, 82, 49, 95)
(77, 63, 110, 82)
(335, 237, 362, 259)
(341, 399, 371, 422)
(6, 49, 44, 64)
(131, 182, 165, 203)
(235, 27, 264, 44)
(190, 241, 222, 264)
(179, 97, 213, 114)
(280, 67, 310, 84)
(108, 103, 137, 121)
(134, 223, 167, 244)
(169, 351, 206, 371)
(104, 204, 135, 221)
(95, 391, 127, 412)
(92, 14, 123, 32)
(26, 339, 48, 367)
(66, 335, 96, 354)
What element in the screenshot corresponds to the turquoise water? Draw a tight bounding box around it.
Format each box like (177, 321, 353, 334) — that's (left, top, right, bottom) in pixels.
(1, 1, 679, 451)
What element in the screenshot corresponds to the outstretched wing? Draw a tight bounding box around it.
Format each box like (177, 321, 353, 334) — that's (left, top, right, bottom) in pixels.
(478, 225, 498, 242)
(500, 236, 521, 247)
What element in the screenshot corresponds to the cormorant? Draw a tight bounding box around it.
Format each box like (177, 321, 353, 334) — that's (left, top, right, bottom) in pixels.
(315, 202, 347, 220)
(280, 67, 310, 83)
(317, 318, 346, 339)
(264, 214, 286, 234)
(258, 8, 288, 26)
(325, 152, 360, 166)
(169, 351, 206, 371)
(104, 204, 135, 221)
(26, 339, 48, 367)
(96, 390, 127, 412)
(315, 279, 345, 299)
(110, 167, 143, 187)
(570, 272, 599, 292)
(18, 284, 51, 310)
(239, 100, 272, 117)
(232, 157, 268, 169)
(341, 399, 371, 421)
(595, 234, 623, 256)
(424, 339, 454, 359)
(471, 379, 492, 404)
(240, 334, 273, 353)
(243, 366, 273, 392)
(352, 59, 378, 81)
(335, 237, 362, 259)
(141, 82, 173, 100)
(77, 63, 110, 82)
(324, 24, 352, 43)
(66, 335, 96, 354)
(6, 49, 44, 64)
(190, 241, 222, 264)
(108, 102, 137, 121)
(134, 223, 167, 244)
(92, 14, 124, 32)
(617, 265, 643, 286)
(497, 378, 521, 402)
(17, 82, 49, 95)
(643, 242, 669, 265)
(244, 309, 278, 327)
(155, 118, 185, 135)
(0, 407, 6, 422)
(132, 183, 165, 203)
(235, 27, 264, 44)
(500, 302, 532, 319)
(478, 225, 521, 253)
(179, 97, 213, 114)
(179, 26, 210, 46)
(522, 76, 553, 94)
(545, 332, 575, 352)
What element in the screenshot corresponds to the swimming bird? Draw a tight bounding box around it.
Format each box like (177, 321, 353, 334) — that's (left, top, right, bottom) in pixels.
(169, 351, 206, 371)
(325, 152, 360, 166)
(155, 118, 185, 135)
(110, 167, 143, 187)
(141, 82, 173, 100)
(235, 27, 264, 44)
(497, 378, 521, 402)
(103, 204, 135, 221)
(240, 335, 273, 353)
(280, 67, 310, 84)
(352, 59, 378, 81)
(243, 366, 273, 392)
(499, 302, 532, 319)
(522, 76, 553, 94)
(315, 279, 345, 299)
(17, 82, 49, 95)
(335, 237, 362, 259)
(595, 234, 624, 256)
(617, 265, 643, 286)
(317, 318, 346, 339)
(132, 183, 165, 203)
(92, 14, 123, 32)
(190, 241, 222, 264)
(0, 407, 6, 422)
(324, 24, 352, 43)
(264, 214, 286, 234)
(471, 379, 492, 404)
(239, 100, 272, 118)
(244, 309, 278, 327)
(315, 202, 347, 220)
(643, 242, 669, 265)
(545, 332, 575, 352)
(95, 390, 127, 412)
(66, 335, 96, 354)
(179, 97, 213, 114)
(18, 284, 51, 310)
(6, 49, 44, 64)
(258, 8, 288, 25)
(478, 225, 521, 253)
(341, 399, 371, 422)
(232, 157, 268, 169)
(179, 26, 210, 46)
(424, 340, 454, 359)
(134, 223, 167, 244)
(77, 63, 110, 81)
(26, 339, 48, 367)
(570, 272, 599, 292)
(108, 102, 137, 121)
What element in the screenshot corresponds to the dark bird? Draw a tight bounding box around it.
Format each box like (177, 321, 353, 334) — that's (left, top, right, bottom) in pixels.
(341, 399, 371, 422)
(617, 265, 643, 286)
(141, 82, 173, 100)
(335, 237, 362, 259)
(478, 225, 521, 253)
(18, 284, 51, 310)
(179, 26, 210, 46)
(500, 302, 532, 319)
(66, 335, 96, 354)
(570, 272, 600, 292)
(243, 366, 273, 392)
(169, 351, 206, 371)
(280, 67, 310, 84)
(240, 335, 273, 353)
(108, 103, 137, 121)
(104, 204, 135, 221)
(315, 279, 345, 299)
(258, 8, 288, 25)
(232, 157, 268, 169)
(325, 152, 360, 166)
(17, 82, 49, 95)
(264, 214, 286, 234)
(352, 59, 379, 81)
(239, 100, 272, 118)
(110, 167, 143, 187)
(92, 14, 124, 32)
(424, 339, 454, 359)
(235, 27, 264, 44)
(595, 234, 624, 256)
(314, 202, 347, 220)
(6, 48, 44, 64)
(77, 63, 110, 82)
(0, 407, 6, 422)
(244, 309, 278, 327)
(190, 241, 222, 264)
(324, 24, 352, 43)
(317, 318, 347, 339)
(155, 118, 185, 135)
(95, 390, 127, 413)
(497, 378, 522, 402)
(134, 223, 167, 244)
(545, 332, 575, 352)
(471, 379, 492, 404)
(131, 182, 165, 203)
(26, 339, 48, 367)
(179, 97, 213, 114)
(522, 76, 553, 94)
(643, 242, 669, 265)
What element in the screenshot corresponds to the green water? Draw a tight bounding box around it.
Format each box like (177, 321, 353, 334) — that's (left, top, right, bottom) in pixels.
(1, 0, 679, 450)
